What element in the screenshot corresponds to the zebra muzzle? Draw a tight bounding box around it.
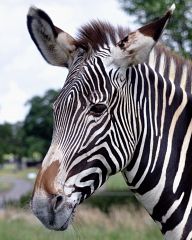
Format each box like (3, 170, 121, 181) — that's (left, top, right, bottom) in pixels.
(31, 193, 77, 231)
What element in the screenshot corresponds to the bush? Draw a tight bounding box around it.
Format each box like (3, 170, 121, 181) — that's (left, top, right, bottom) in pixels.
(86, 191, 140, 213)
(5, 191, 32, 209)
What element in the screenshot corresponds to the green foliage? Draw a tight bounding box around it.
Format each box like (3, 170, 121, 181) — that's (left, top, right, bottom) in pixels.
(119, 0, 192, 59)
(5, 191, 32, 209)
(0, 123, 12, 162)
(106, 172, 128, 191)
(86, 192, 139, 213)
(0, 89, 58, 162)
(0, 122, 25, 163)
(23, 89, 58, 159)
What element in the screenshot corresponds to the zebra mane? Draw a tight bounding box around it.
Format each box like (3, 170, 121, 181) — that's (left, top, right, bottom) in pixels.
(76, 20, 192, 92)
(154, 44, 192, 92)
(76, 20, 129, 50)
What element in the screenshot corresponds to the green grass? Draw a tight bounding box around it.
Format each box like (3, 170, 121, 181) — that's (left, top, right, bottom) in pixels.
(0, 165, 162, 240)
(106, 173, 127, 191)
(0, 164, 38, 181)
(0, 218, 162, 240)
(0, 182, 13, 193)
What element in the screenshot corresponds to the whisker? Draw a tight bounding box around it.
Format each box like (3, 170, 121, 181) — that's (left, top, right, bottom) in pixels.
(71, 222, 81, 240)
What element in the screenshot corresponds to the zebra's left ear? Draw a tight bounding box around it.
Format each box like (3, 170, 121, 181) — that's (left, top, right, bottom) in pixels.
(27, 6, 77, 68)
(111, 4, 175, 67)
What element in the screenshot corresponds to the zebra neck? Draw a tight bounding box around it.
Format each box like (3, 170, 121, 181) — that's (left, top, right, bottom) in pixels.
(123, 63, 191, 188)
(123, 63, 166, 186)
(122, 63, 192, 238)
(148, 46, 192, 95)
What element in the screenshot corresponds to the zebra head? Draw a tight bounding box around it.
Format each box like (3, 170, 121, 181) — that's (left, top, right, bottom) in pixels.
(27, 5, 175, 231)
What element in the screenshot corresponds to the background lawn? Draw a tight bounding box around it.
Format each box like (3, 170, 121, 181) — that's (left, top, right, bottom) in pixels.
(0, 164, 38, 181)
(106, 173, 127, 191)
(0, 207, 162, 240)
(0, 181, 13, 193)
(0, 166, 162, 239)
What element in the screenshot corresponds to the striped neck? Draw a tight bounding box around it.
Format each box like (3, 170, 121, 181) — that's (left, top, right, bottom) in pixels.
(148, 45, 192, 94)
(123, 63, 192, 239)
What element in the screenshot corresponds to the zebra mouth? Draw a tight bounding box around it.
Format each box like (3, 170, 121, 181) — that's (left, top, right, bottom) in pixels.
(56, 222, 69, 231)
(55, 204, 77, 231)
(31, 193, 78, 232)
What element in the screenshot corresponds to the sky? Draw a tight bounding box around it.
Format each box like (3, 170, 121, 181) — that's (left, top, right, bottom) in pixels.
(0, 0, 137, 124)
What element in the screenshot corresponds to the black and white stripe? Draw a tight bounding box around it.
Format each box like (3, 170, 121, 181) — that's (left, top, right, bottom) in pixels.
(54, 54, 192, 239)
(148, 46, 192, 94)
(27, 6, 192, 237)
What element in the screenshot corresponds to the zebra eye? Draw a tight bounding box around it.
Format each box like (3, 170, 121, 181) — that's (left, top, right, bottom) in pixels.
(90, 103, 107, 117)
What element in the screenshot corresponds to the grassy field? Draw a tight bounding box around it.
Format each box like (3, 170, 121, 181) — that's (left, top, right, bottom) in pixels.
(0, 182, 13, 193)
(0, 164, 38, 181)
(0, 206, 162, 240)
(106, 173, 127, 191)
(0, 165, 162, 239)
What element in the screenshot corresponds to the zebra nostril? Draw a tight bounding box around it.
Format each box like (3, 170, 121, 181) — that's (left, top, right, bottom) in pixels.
(52, 195, 64, 212)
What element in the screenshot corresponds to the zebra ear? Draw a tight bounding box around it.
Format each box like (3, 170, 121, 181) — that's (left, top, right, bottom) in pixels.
(27, 6, 77, 68)
(111, 4, 175, 67)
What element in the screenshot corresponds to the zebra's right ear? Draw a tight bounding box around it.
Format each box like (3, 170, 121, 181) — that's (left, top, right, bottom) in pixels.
(27, 6, 77, 68)
(111, 4, 175, 68)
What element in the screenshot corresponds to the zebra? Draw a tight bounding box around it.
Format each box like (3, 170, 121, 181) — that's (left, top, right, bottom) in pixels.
(27, 4, 192, 239)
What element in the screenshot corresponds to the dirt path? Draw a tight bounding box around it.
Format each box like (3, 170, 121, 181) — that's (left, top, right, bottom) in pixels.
(0, 176, 33, 207)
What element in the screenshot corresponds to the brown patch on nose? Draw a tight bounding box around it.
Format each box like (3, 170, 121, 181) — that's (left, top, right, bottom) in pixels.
(32, 160, 60, 196)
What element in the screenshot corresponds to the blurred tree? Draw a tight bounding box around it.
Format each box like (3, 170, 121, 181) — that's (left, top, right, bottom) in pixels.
(0, 122, 25, 168)
(0, 123, 13, 164)
(11, 122, 26, 169)
(0, 89, 58, 165)
(119, 0, 192, 59)
(23, 89, 58, 160)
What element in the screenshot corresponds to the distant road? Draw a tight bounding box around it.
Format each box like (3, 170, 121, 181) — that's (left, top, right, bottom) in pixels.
(0, 176, 33, 207)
